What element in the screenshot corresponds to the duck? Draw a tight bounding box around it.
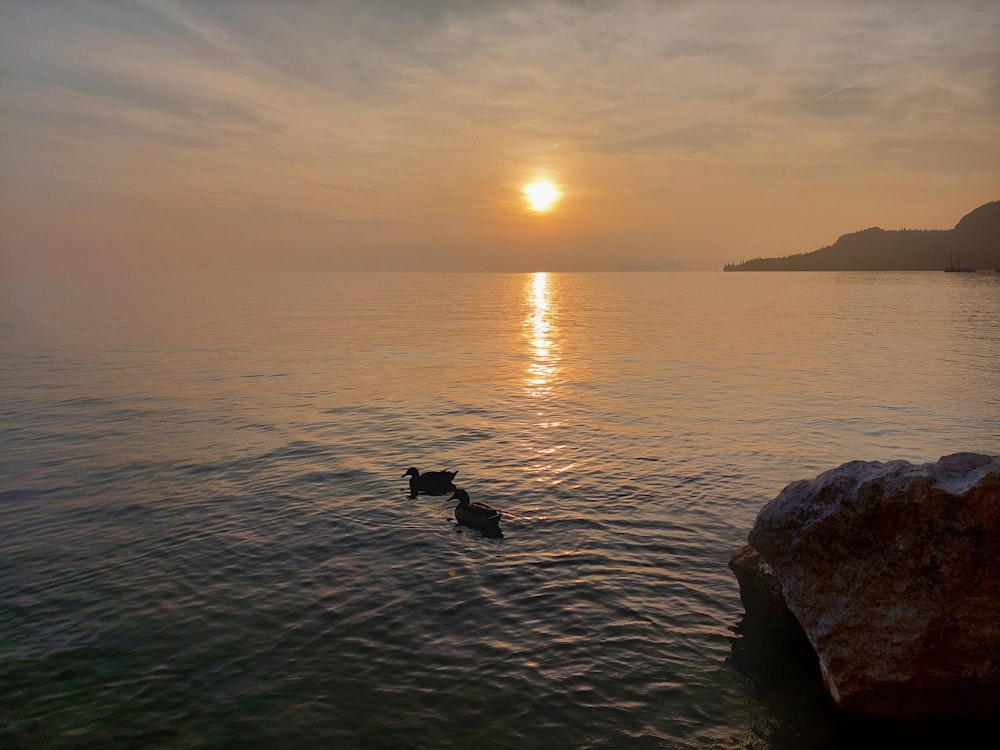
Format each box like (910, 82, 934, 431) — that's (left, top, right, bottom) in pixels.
(403, 467, 458, 498)
(450, 488, 503, 537)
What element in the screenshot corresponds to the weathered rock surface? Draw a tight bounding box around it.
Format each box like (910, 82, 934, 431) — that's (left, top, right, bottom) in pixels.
(730, 452, 1000, 719)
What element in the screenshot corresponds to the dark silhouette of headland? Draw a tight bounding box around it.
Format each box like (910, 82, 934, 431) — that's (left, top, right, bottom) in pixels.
(724, 201, 1000, 271)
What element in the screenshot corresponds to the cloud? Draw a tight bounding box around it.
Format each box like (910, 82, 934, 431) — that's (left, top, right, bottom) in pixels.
(597, 122, 749, 154)
(1, 0, 998, 271)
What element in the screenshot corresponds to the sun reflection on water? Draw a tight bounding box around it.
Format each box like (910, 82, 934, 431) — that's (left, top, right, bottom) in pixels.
(526, 272, 558, 397)
(524, 272, 574, 482)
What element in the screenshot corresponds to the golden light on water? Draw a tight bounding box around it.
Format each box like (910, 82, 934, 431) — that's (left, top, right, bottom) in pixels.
(526, 271, 555, 394)
(524, 271, 572, 483)
(523, 181, 560, 213)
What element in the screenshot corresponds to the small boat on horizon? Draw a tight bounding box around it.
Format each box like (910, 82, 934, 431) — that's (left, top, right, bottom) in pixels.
(944, 254, 975, 272)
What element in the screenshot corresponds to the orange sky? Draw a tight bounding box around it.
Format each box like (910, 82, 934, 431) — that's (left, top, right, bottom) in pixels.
(2, 1, 998, 273)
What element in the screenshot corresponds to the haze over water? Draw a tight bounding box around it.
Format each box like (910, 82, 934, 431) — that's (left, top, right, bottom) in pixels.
(3, 270, 998, 748)
(3, 1, 998, 273)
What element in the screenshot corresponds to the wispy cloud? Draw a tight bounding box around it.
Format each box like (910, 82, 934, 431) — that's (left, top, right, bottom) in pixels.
(2, 0, 997, 271)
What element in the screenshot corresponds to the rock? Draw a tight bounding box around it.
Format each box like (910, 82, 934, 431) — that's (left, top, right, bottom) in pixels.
(728, 545, 827, 696)
(731, 452, 1000, 719)
(729, 544, 789, 626)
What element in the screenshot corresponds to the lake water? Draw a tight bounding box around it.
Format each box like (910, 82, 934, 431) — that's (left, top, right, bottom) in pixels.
(2, 270, 998, 749)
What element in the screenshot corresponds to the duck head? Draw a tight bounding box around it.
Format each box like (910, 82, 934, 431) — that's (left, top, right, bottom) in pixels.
(403, 467, 420, 478)
(449, 489, 471, 506)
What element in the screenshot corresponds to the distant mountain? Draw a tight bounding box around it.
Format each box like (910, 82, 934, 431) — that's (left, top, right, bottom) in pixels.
(724, 201, 1000, 271)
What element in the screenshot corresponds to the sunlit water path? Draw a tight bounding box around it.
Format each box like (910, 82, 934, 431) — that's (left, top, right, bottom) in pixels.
(2, 271, 998, 748)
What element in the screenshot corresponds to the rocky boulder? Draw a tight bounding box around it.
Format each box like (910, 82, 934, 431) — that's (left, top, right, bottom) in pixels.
(730, 452, 1000, 719)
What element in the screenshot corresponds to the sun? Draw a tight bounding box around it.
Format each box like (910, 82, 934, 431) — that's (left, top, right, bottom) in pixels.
(523, 181, 561, 213)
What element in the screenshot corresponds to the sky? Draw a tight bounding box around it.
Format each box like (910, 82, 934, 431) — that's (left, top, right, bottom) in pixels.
(1, 0, 998, 273)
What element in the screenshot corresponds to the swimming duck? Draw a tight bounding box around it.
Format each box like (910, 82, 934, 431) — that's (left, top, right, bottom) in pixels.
(403, 467, 458, 498)
(450, 488, 502, 537)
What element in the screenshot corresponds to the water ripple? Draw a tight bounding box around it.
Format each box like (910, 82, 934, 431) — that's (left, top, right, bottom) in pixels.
(3, 271, 998, 748)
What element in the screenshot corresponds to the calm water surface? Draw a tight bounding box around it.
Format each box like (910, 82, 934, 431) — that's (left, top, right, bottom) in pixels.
(2, 271, 998, 748)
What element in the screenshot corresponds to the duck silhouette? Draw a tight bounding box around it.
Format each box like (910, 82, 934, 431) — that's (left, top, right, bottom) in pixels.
(403, 467, 458, 498)
(450, 488, 502, 537)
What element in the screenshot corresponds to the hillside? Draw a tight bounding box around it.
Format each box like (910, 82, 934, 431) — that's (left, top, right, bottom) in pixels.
(724, 201, 1000, 271)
